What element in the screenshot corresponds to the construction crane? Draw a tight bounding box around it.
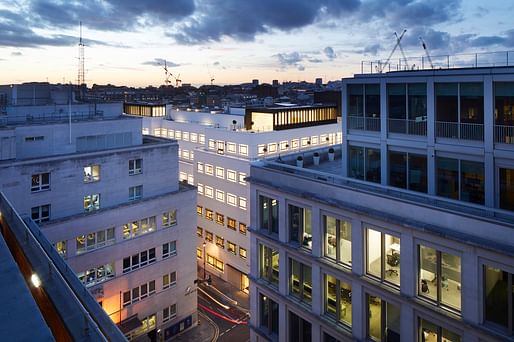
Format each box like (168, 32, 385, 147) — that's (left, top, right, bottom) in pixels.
(419, 37, 434, 69)
(210, 77, 215, 85)
(162, 60, 172, 86)
(172, 73, 182, 87)
(377, 29, 408, 73)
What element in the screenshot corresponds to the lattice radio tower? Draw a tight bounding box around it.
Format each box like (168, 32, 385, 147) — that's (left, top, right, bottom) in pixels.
(77, 21, 85, 86)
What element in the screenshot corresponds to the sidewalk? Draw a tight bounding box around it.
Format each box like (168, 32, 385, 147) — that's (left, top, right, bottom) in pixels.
(198, 265, 249, 311)
(173, 311, 216, 342)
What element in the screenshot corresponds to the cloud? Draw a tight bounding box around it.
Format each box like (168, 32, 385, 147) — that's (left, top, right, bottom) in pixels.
(275, 51, 308, 71)
(324, 46, 336, 60)
(28, 0, 195, 31)
(11, 51, 23, 56)
(308, 58, 323, 63)
(170, 0, 360, 44)
(142, 58, 180, 67)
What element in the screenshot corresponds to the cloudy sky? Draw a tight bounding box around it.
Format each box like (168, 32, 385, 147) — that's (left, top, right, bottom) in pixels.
(1, 0, 513, 87)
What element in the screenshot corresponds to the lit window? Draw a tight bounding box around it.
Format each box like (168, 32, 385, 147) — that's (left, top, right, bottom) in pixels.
(188, 174, 194, 185)
(197, 183, 204, 195)
(205, 209, 213, 221)
(175, 130, 182, 140)
(227, 193, 237, 206)
(227, 170, 237, 182)
(205, 186, 213, 198)
(239, 196, 247, 210)
(228, 241, 236, 255)
(311, 136, 319, 145)
(196, 226, 203, 237)
(324, 215, 352, 266)
(191, 133, 198, 142)
(179, 171, 187, 182)
(239, 222, 247, 235)
(258, 144, 266, 156)
(301, 137, 310, 147)
(288, 204, 312, 250)
(197, 162, 204, 173)
(216, 189, 225, 202)
(419, 318, 460, 342)
(168, 129, 174, 139)
(182, 149, 189, 159)
(162, 210, 177, 227)
(207, 254, 224, 272)
(197, 247, 203, 259)
(260, 195, 278, 234)
(208, 139, 216, 150)
(239, 247, 247, 259)
(206, 231, 213, 242)
(76, 227, 115, 254)
(216, 235, 224, 248)
(227, 142, 236, 153)
(227, 217, 236, 230)
(205, 164, 214, 175)
(31, 173, 50, 192)
(128, 159, 142, 175)
(183, 131, 189, 141)
(77, 262, 115, 287)
(129, 185, 143, 201)
(418, 245, 461, 312)
(367, 294, 400, 341)
(83, 165, 100, 183)
(163, 271, 177, 290)
(259, 244, 279, 286)
(199, 134, 205, 144)
(290, 258, 312, 304)
(54, 240, 66, 257)
(291, 139, 299, 149)
(239, 144, 248, 156)
(197, 205, 203, 216)
(324, 274, 352, 327)
(268, 143, 277, 153)
(84, 194, 100, 212)
(216, 167, 224, 179)
(366, 228, 400, 287)
(123, 217, 156, 239)
(216, 212, 225, 225)
(239, 172, 247, 185)
(280, 141, 289, 151)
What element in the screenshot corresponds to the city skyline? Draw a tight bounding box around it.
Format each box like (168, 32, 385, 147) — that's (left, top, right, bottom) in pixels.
(1, 0, 514, 87)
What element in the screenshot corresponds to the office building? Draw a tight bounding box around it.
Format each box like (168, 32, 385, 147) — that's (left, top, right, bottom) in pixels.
(134, 104, 342, 292)
(249, 66, 514, 342)
(0, 102, 197, 341)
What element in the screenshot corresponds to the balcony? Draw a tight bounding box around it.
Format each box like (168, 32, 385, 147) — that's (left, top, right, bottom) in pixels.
(348, 116, 380, 132)
(388, 118, 427, 136)
(435, 121, 484, 141)
(495, 125, 514, 144)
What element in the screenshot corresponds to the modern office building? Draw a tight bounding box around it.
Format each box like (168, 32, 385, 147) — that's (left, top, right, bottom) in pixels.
(249, 66, 514, 342)
(134, 104, 342, 292)
(0, 102, 197, 341)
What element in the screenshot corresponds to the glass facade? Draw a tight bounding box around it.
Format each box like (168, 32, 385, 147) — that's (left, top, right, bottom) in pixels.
(289, 204, 312, 249)
(260, 195, 279, 234)
(289, 311, 312, 342)
(419, 246, 461, 311)
(367, 295, 401, 342)
(324, 215, 352, 266)
(483, 265, 514, 335)
(500, 167, 514, 211)
(419, 318, 461, 342)
(290, 259, 312, 305)
(436, 157, 484, 204)
(259, 244, 279, 286)
(324, 274, 352, 327)
(389, 151, 427, 193)
(366, 229, 400, 286)
(348, 145, 381, 183)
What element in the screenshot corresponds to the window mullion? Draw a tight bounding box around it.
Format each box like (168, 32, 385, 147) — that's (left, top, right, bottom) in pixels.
(336, 219, 340, 262)
(381, 232, 385, 280)
(437, 251, 442, 305)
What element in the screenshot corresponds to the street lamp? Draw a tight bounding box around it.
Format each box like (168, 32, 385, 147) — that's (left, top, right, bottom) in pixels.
(202, 241, 207, 280)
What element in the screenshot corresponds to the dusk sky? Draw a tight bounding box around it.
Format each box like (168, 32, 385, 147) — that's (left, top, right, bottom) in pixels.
(1, 0, 514, 87)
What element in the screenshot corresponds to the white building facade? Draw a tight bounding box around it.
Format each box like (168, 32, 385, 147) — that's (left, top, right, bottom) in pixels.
(249, 66, 514, 342)
(139, 105, 342, 291)
(0, 103, 197, 341)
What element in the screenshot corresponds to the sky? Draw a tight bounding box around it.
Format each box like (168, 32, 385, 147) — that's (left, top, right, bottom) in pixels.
(1, 0, 514, 87)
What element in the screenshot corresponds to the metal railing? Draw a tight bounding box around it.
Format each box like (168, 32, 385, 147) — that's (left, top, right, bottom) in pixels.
(495, 125, 514, 144)
(0, 111, 104, 126)
(361, 50, 514, 74)
(348, 116, 380, 132)
(435, 121, 484, 141)
(388, 118, 427, 136)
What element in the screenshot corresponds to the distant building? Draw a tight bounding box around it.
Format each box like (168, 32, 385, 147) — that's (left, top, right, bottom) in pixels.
(253, 79, 260, 87)
(315, 77, 323, 86)
(272, 80, 279, 87)
(0, 102, 197, 341)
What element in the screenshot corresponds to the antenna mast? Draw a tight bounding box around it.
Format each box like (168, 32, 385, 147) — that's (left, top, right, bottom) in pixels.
(78, 21, 85, 86)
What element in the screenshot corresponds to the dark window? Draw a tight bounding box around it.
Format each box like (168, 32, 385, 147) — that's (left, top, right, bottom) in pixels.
(260, 294, 279, 336)
(288, 205, 312, 249)
(388, 151, 427, 193)
(484, 265, 514, 335)
(289, 311, 311, 342)
(348, 146, 381, 183)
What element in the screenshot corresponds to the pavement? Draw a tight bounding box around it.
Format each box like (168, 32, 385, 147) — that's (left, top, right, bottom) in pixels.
(172, 311, 217, 342)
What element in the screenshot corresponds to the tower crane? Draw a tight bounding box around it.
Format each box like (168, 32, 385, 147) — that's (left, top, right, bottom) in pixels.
(377, 30, 408, 73)
(162, 60, 172, 86)
(419, 37, 434, 69)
